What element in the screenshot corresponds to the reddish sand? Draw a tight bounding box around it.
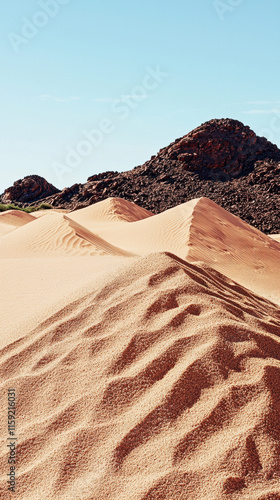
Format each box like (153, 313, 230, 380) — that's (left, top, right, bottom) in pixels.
(68, 197, 280, 304)
(1, 198, 280, 499)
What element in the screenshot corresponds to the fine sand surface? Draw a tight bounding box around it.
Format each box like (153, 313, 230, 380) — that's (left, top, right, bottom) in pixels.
(270, 234, 280, 243)
(1, 197, 280, 499)
(0, 210, 35, 237)
(0, 256, 135, 348)
(1, 253, 280, 499)
(68, 197, 280, 305)
(68, 197, 154, 228)
(0, 211, 134, 258)
(31, 208, 71, 218)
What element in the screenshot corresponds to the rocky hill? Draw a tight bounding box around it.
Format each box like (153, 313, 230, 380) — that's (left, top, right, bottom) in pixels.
(1, 175, 59, 204)
(1, 119, 280, 234)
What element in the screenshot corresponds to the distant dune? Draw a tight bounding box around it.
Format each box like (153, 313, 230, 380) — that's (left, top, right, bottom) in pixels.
(1, 197, 280, 499)
(68, 197, 154, 227)
(0, 211, 133, 259)
(0, 210, 35, 237)
(69, 197, 280, 305)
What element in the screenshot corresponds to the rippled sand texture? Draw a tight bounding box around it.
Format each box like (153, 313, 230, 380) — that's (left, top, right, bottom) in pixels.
(0, 198, 280, 499)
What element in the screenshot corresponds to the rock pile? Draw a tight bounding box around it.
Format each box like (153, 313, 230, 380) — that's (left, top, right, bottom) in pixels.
(1, 175, 59, 204)
(2, 119, 280, 234)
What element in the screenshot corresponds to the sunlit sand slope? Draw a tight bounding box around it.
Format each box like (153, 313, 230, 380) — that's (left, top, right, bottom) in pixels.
(0, 212, 133, 258)
(187, 197, 280, 305)
(1, 253, 280, 499)
(270, 234, 280, 243)
(88, 197, 280, 305)
(0, 210, 35, 237)
(67, 197, 154, 231)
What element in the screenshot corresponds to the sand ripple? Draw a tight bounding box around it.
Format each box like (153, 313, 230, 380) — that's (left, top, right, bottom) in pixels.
(1, 252, 280, 499)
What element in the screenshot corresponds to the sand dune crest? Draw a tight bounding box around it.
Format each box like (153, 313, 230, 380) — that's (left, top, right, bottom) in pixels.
(67, 197, 154, 232)
(1, 197, 280, 499)
(0, 212, 134, 258)
(83, 197, 280, 304)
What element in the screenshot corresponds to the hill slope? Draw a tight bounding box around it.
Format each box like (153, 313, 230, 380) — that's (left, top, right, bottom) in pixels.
(1, 118, 280, 233)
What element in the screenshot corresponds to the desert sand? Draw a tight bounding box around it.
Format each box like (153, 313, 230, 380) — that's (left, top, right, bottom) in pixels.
(31, 208, 71, 218)
(270, 234, 280, 243)
(0, 210, 35, 237)
(67, 197, 280, 305)
(1, 197, 280, 499)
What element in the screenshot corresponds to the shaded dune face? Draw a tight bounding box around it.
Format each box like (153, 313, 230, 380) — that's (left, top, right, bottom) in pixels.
(1, 196, 280, 308)
(68, 196, 280, 305)
(1, 253, 280, 499)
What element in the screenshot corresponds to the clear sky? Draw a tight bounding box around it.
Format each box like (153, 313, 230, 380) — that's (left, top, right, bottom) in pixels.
(1, 0, 280, 192)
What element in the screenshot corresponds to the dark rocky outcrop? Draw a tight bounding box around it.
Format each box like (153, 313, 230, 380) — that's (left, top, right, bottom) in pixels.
(160, 118, 280, 179)
(2, 119, 280, 234)
(1, 175, 60, 204)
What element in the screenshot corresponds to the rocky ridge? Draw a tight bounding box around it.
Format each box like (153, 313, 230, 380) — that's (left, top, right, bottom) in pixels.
(1, 119, 280, 234)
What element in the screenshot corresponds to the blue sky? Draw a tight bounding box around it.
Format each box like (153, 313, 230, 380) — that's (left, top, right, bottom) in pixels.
(1, 0, 280, 192)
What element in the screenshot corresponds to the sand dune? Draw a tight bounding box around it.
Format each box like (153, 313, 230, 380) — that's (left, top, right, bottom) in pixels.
(0, 212, 133, 258)
(0, 212, 97, 257)
(84, 197, 280, 305)
(1, 252, 280, 499)
(67, 197, 154, 232)
(0, 210, 35, 237)
(3, 198, 279, 304)
(187, 197, 280, 305)
(81, 197, 198, 255)
(0, 255, 134, 348)
(31, 208, 70, 218)
(1, 197, 280, 499)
